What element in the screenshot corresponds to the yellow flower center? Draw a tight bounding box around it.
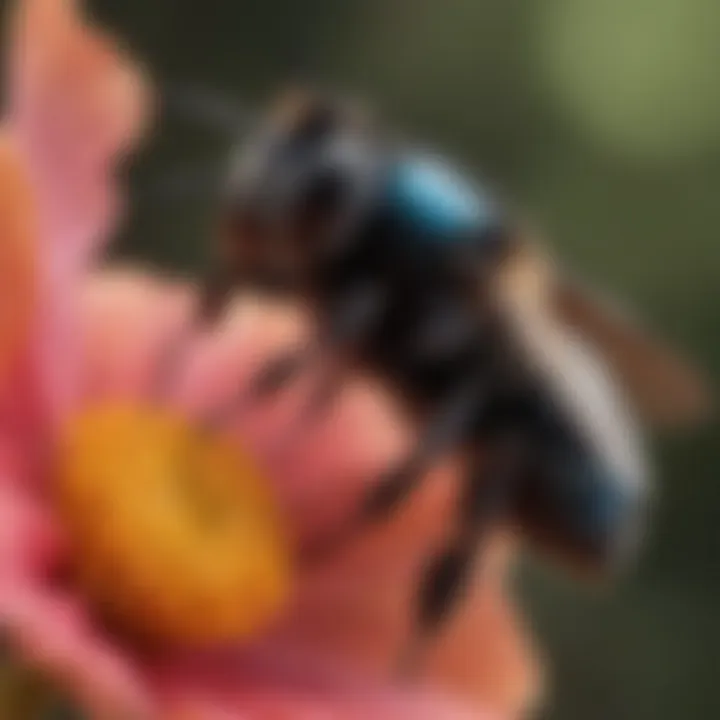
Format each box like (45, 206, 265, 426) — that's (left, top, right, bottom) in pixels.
(55, 404, 292, 645)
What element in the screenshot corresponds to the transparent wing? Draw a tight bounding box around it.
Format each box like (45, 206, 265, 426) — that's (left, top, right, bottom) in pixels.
(494, 242, 711, 430)
(552, 273, 711, 429)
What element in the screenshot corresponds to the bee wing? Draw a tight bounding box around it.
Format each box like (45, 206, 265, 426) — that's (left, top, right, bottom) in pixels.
(494, 247, 646, 489)
(494, 243, 711, 430)
(551, 274, 711, 429)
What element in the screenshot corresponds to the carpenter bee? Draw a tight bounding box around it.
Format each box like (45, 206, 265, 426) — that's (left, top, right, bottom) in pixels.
(179, 87, 710, 666)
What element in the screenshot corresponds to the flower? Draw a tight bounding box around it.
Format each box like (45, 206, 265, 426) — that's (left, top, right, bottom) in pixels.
(0, 1, 540, 718)
(0, 130, 35, 389)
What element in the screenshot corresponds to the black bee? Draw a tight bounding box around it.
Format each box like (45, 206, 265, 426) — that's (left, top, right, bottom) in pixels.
(183, 87, 709, 668)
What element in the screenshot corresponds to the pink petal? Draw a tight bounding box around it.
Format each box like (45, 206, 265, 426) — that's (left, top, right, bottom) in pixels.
(152, 647, 497, 720)
(424, 573, 543, 718)
(80, 269, 445, 541)
(80, 270, 541, 716)
(0, 477, 62, 578)
(0, 130, 36, 390)
(79, 267, 195, 400)
(0, 437, 63, 582)
(1, 0, 151, 433)
(167, 687, 491, 720)
(0, 584, 154, 718)
(7, 0, 150, 262)
(0, 450, 154, 717)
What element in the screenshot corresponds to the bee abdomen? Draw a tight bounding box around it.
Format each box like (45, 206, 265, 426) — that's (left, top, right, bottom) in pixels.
(514, 445, 648, 574)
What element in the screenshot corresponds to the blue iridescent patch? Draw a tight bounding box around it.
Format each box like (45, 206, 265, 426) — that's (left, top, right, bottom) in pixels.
(390, 154, 495, 238)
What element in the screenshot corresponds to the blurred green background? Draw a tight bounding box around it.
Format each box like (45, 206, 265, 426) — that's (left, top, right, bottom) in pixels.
(34, 0, 720, 717)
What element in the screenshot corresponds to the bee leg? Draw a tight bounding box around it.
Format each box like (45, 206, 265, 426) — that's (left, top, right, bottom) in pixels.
(203, 283, 382, 430)
(398, 535, 477, 678)
(302, 379, 484, 564)
(196, 262, 242, 325)
(149, 266, 237, 399)
(200, 346, 314, 430)
(268, 359, 345, 455)
(266, 283, 386, 448)
(150, 262, 243, 401)
(397, 439, 523, 678)
(249, 349, 314, 398)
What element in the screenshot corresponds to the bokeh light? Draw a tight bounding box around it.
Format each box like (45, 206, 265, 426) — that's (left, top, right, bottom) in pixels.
(535, 0, 720, 163)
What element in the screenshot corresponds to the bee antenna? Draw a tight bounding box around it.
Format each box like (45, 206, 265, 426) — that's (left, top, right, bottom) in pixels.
(162, 82, 258, 134)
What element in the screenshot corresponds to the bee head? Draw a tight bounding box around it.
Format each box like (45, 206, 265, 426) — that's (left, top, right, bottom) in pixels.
(220, 87, 386, 290)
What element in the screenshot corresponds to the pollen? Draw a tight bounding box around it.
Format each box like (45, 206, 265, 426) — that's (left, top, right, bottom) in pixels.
(55, 404, 292, 645)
